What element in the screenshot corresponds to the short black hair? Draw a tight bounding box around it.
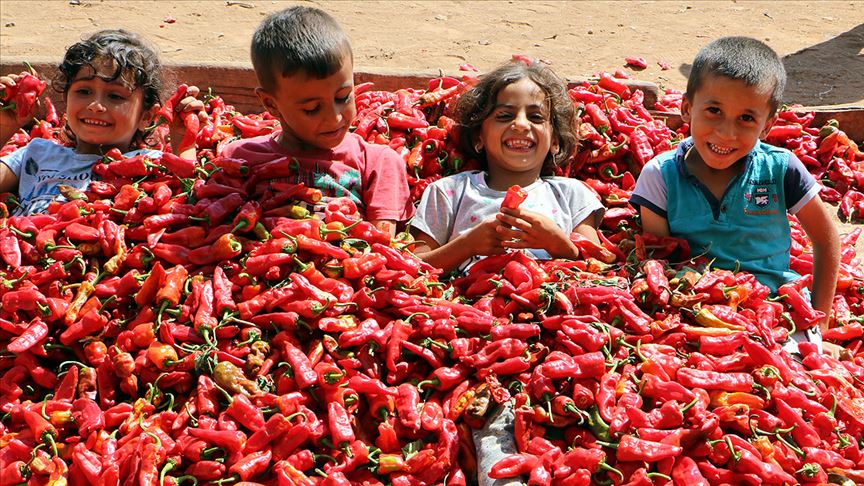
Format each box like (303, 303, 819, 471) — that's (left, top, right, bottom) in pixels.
(55, 29, 162, 110)
(454, 61, 577, 174)
(686, 36, 786, 111)
(251, 6, 352, 92)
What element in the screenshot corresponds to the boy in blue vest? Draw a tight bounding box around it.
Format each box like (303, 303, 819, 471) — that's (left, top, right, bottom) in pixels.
(630, 37, 840, 355)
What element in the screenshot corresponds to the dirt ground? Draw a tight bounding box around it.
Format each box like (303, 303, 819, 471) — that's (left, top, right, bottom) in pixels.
(1, 0, 862, 108)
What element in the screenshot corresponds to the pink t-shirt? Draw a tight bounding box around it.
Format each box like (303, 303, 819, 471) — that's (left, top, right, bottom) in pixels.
(221, 132, 413, 222)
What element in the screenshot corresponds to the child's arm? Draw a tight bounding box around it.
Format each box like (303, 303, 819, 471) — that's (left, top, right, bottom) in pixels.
(369, 220, 397, 238)
(630, 158, 669, 237)
(639, 206, 671, 237)
(795, 196, 840, 332)
(412, 219, 506, 273)
(0, 164, 18, 194)
(496, 207, 598, 259)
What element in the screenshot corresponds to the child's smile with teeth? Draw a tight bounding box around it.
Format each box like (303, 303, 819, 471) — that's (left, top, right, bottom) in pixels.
(64, 61, 149, 154)
(681, 73, 777, 172)
(505, 138, 534, 150)
(708, 142, 734, 155)
(479, 78, 556, 189)
(83, 119, 110, 127)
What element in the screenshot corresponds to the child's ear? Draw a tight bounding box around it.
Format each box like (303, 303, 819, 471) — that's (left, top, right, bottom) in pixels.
(680, 96, 692, 124)
(472, 134, 484, 153)
(138, 105, 157, 131)
(255, 87, 282, 121)
(551, 140, 560, 155)
(760, 114, 779, 140)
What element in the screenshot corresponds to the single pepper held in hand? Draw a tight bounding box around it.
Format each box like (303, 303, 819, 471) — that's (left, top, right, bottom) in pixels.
(500, 185, 528, 210)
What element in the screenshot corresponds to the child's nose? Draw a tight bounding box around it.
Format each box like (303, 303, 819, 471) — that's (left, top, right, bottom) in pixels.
(511, 112, 530, 131)
(716, 119, 737, 139)
(327, 102, 343, 123)
(87, 98, 107, 112)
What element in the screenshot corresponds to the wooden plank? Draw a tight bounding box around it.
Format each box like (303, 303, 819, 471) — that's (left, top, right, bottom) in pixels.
(652, 108, 864, 143)
(3, 61, 861, 141)
(1, 61, 661, 114)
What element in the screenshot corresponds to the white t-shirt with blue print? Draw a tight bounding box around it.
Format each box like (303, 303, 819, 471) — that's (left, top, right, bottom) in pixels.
(0, 138, 161, 215)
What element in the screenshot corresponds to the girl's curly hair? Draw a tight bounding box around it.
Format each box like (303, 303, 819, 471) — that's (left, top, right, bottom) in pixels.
(54, 29, 163, 148)
(454, 60, 577, 175)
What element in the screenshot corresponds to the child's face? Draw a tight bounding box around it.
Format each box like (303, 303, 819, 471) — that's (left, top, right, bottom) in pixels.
(682, 73, 776, 171)
(65, 60, 151, 155)
(479, 78, 556, 181)
(257, 53, 356, 151)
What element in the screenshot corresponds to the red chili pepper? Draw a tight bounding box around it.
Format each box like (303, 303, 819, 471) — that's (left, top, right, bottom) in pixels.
(188, 233, 242, 265)
(188, 427, 246, 456)
(327, 400, 355, 448)
(387, 111, 428, 130)
(419, 82, 463, 107)
(176, 111, 200, 155)
(396, 383, 422, 431)
(606, 434, 683, 462)
(0, 231, 22, 267)
(583, 103, 612, 134)
(675, 368, 753, 392)
(7, 318, 48, 353)
(501, 185, 528, 210)
(624, 56, 648, 69)
(489, 453, 540, 479)
(156, 265, 188, 313)
(0, 71, 46, 117)
(152, 84, 188, 126)
(597, 72, 630, 97)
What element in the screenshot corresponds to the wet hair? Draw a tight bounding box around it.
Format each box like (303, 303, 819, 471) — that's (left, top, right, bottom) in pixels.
(55, 29, 162, 110)
(686, 36, 786, 112)
(54, 29, 163, 148)
(251, 6, 353, 92)
(454, 61, 577, 174)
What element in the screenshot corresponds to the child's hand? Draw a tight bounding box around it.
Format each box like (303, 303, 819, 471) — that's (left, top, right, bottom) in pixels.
(0, 72, 40, 133)
(169, 85, 206, 158)
(496, 207, 578, 259)
(465, 218, 509, 257)
(173, 85, 206, 117)
(822, 341, 845, 360)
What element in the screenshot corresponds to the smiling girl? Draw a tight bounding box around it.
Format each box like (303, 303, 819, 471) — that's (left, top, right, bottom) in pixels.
(0, 29, 202, 215)
(411, 60, 604, 274)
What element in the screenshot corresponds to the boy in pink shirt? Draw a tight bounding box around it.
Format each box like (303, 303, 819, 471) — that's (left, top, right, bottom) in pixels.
(222, 6, 412, 233)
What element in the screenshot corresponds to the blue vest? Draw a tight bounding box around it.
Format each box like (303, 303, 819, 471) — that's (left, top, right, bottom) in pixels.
(660, 139, 798, 291)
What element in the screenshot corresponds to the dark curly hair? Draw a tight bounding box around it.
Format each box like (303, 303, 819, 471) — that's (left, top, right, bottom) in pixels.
(54, 29, 163, 147)
(454, 60, 577, 175)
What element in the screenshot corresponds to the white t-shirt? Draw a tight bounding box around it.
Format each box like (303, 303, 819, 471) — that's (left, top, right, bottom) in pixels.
(412, 170, 604, 269)
(0, 138, 161, 215)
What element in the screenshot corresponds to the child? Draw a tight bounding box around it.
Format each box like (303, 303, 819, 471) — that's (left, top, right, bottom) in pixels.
(630, 36, 840, 353)
(411, 60, 604, 274)
(410, 60, 603, 486)
(0, 29, 202, 215)
(220, 6, 412, 235)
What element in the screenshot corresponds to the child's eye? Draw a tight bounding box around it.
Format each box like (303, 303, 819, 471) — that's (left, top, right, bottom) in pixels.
(494, 112, 513, 121)
(740, 114, 756, 123)
(336, 93, 352, 104)
(303, 105, 321, 115)
(109, 93, 127, 101)
(706, 107, 721, 115)
(529, 113, 548, 122)
(74, 88, 91, 95)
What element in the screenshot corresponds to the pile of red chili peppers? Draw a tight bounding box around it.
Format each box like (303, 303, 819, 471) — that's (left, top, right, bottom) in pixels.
(0, 66, 863, 485)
